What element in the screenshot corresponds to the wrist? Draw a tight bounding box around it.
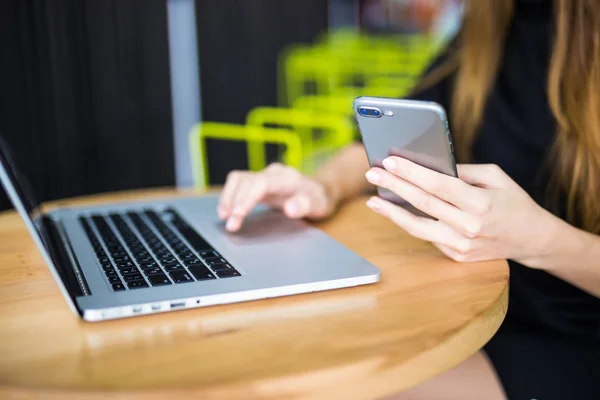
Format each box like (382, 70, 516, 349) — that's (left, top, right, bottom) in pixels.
(315, 176, 342, 209)
(515, 208, 560, 269)
(523, 210, 586, 271)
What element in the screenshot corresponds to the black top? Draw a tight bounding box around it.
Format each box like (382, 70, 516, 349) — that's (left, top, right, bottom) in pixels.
(411, 0, 600, 341)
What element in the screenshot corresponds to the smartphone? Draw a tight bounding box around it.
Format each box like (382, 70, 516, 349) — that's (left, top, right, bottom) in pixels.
(353, 96, 457, 215)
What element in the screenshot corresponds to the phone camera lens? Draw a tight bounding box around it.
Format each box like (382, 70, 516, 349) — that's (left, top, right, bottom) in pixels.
(358, 107, 382, 118)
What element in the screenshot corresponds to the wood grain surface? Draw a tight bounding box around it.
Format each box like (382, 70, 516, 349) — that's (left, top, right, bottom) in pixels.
(0, 189, 508, 399)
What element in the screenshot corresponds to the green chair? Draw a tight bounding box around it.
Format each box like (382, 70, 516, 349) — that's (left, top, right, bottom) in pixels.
(189, 122, 303, 189)
(245, 107, 355, 174)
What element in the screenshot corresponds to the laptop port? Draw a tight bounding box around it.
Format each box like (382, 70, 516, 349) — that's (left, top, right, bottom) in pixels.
(170, 301, 185, 309)
(132, 306, 142, 313)
(151, 304, 161, 311)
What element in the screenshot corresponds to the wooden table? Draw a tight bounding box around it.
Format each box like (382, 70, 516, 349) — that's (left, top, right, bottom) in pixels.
(0, 189, 508, 399)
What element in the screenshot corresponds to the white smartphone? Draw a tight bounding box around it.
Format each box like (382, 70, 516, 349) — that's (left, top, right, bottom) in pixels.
(353, 96, 457, 215)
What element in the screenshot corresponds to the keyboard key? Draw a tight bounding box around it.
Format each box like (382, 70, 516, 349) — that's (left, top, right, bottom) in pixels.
(188, 265, 217, 281)
(119, 267, 138, 275)
(123, 273, 143, 282)
(108, 275, 121, 284)
(139, 262, 158, 269)
(172, 243, 187, 251)
(175, 249, 190, 257)
(159, 209, 212, 251)
(216, 269, 241, 278)
(112, 283, 125, 291)
(183, 258, 202, 266)
(205, 257, 226, 266)
(169, 270, 193, 283)
(116, 261, 134, 268)
(101, 263, 114, 270)
(200, 250, 218, 259)
(164, 264, 184, 272)
(105, 269, 118, 277)
(211, 263, 234, 272)
(148, 274, 171, 286)
(128, 280, 149, 289)
(143, 267, 163, 276)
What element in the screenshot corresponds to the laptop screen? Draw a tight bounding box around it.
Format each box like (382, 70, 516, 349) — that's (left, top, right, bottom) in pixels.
(0, 136, 82, 312)
(0, 136, 48, 244)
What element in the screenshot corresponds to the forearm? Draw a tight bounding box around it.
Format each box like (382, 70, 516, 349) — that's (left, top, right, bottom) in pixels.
(528, 214, 600, 298)
(314, 143, 373, 206)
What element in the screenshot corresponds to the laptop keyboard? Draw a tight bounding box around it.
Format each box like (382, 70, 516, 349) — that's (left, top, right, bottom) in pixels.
(79, 208, 241, 291)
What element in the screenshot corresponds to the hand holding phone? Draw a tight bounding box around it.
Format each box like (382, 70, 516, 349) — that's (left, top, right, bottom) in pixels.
(353, 96, 457, 216)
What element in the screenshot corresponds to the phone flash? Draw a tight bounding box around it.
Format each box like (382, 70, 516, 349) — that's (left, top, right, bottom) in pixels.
(383, 110, 394, 117)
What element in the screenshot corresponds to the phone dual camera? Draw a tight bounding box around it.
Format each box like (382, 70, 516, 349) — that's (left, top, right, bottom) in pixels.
(358, 107, 392, 118)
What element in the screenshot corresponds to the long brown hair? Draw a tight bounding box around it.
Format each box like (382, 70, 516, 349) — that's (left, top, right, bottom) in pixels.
(421, 0, 600, 233)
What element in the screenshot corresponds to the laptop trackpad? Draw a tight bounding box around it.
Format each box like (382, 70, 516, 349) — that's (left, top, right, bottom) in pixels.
(219, 209, 310, 246)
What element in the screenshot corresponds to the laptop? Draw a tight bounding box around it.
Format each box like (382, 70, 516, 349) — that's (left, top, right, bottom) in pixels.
(0, 138, 380, 321)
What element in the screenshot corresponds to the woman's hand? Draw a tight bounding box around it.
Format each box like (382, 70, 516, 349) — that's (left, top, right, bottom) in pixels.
(218, 163, 337, 232)
(364, 157, 558, 266)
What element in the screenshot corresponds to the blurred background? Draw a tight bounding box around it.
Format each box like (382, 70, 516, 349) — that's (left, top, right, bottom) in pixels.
(0, 0, 462, 211)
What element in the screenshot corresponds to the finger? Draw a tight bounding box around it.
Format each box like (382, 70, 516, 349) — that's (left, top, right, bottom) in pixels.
(262, 163, 302, 195)
(433, 242, 489, 263)
(366, 196, 468, 247)
(228, 175, 269, 223)
(218, 171, 244, 219)
(433, 243, 467, 262)
(381, 156, 487, 212)
(365, 168, 479, 237)
(283, 191, 329, 219)
(457, 164, 505, 188)
(225, 179, 256, 232)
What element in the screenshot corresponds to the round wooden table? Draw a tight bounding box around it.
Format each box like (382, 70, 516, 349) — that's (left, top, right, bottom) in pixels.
(0, 189, 508, 399)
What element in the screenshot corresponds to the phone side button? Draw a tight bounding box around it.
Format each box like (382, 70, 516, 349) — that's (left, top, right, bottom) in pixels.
(449, 142, 454, 153)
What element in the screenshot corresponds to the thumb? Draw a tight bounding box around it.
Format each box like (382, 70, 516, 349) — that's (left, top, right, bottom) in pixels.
(283, 192, 330, 220)
(457, 164, 505, 188)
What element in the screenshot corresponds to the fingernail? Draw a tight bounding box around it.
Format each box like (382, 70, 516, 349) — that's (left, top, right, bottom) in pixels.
(365, 170, 380, 183)
(366, 198, 380, 211)
(285, 200, 299, 216)
(225, 217, 239, 232)
(382, 158, 397, 171)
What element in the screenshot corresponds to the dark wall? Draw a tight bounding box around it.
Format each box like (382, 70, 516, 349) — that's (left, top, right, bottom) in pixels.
(0, 0, 329, 211)
(196, 0, 329, 184)
(0, 0, 174, 211)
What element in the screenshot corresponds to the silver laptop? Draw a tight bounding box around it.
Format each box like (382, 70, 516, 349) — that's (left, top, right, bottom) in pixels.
(0, 139, 380, 321)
